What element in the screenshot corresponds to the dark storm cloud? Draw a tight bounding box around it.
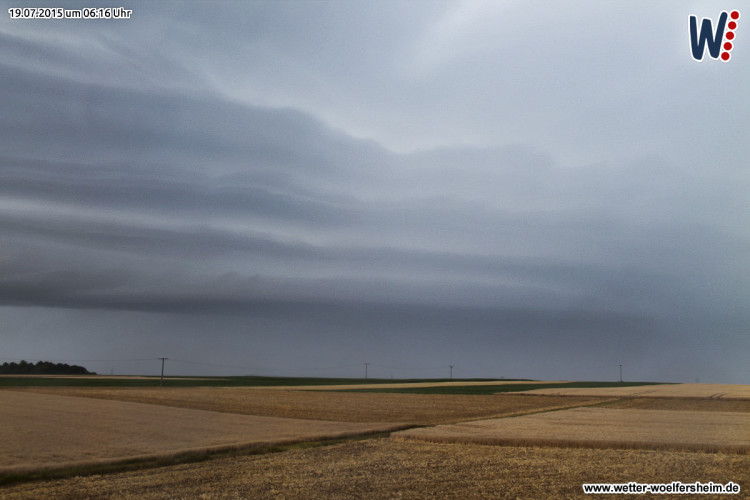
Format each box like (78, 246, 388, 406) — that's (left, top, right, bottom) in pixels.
(0, 61, 385, 177)
(0, 155, 359, 226)
(0, 1, 747, 382)
(1, 56, 746, 322)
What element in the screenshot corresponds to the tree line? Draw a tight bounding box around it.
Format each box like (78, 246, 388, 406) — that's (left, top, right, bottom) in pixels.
(0, 360, 94, 375)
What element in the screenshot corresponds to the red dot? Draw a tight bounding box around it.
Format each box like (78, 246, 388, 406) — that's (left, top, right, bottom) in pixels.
(726, 31, 735, 40)
(728, 21, 737, 30)
(730, 11, 740, 20)
(721, 51, 731, 61)
(725, 41, 733, 50)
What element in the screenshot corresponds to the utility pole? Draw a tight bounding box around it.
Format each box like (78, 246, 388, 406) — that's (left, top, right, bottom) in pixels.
(364, 362, 370, 379)
(619, 364, 622, 383)
(159, 357, 168, 386)
(449, 364, 454, 380)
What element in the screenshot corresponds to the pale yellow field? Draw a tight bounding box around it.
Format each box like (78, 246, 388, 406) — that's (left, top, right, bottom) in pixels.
(394, 406, 750, 453)
(0, 391, 402, 475)
(606, 397, 750, 412)
(6, 387, 598, 424)
(0, 377, 561, 387)
(519, 383, 750, 399)
(4, 384, 750, 498)
(3, 439, 749, 500)
(285, 380, 569, 391)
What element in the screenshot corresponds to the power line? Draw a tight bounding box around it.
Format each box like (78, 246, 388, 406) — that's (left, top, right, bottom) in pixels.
(158, 357, 168, 386)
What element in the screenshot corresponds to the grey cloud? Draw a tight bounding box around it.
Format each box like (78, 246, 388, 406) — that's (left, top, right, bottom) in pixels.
(0, 1, 747, 382)
(0, 156, 360, 227)
(1, 66, 745, 325)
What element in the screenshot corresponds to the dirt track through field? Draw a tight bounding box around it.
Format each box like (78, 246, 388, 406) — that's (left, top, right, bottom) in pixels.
(394, 407, 750, 453)
(0, 391, 402, 475)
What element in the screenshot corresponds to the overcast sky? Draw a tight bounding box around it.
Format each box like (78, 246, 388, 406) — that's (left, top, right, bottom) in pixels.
(1, 1, 748, 382)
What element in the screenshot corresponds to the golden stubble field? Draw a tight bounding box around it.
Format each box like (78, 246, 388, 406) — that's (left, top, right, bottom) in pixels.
(3, 439, 749, 500)
(5, 386, 598, 424)
(0, 387, 599, 478)
(394, 406, 750, 453)
(2, 382, 750, 499)
(0, 391, 403, 475)
(518, 383, 750, 399)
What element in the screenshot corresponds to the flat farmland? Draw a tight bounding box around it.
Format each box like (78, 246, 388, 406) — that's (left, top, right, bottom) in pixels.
(394, 406, 750, 453)
(4, 387, 600, 424)
(0, 391, 402, 476)
(517, 383, 750, 399)
(274, 380, 570, 390)
(4, 382, 750, 498)
(606, 397, 750, 412)
(3, 439, 749, 500)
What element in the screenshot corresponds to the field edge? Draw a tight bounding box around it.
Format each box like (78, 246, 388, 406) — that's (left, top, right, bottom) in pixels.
(0, 426, 412, 488)
(391, 434, 750, 455)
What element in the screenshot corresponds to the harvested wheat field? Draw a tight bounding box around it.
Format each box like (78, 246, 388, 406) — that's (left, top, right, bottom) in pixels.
(395, 407, 750, 453)
(5, 387, 599, 424)
(282, 380, 569, 391)
(606, 397, 750, 413)
(2, 438, 749, 500)
(519, 383, 750, 399)
(0, 391, 402, 476)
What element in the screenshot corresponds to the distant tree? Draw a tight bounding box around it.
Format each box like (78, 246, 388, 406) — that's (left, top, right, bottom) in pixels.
(0, 360, 94, 375)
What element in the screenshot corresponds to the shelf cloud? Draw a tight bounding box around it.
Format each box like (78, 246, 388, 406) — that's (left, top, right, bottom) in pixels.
(1, 1, 747, 382)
